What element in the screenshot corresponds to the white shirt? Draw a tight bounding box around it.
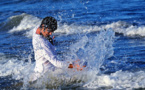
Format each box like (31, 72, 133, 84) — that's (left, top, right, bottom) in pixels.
(32, 29, 67, 73)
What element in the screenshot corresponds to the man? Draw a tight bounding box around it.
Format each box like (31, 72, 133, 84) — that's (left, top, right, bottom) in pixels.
(32, 17, 85, 79)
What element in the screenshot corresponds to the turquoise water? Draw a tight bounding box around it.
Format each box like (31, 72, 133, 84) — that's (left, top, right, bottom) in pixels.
(0, 0, 145, 89)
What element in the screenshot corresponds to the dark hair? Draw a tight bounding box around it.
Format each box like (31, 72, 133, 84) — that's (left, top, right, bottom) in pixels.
(40, 16, 57, 32)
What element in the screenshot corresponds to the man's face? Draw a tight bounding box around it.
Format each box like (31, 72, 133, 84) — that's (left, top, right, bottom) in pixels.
(42, 28, 53, 37)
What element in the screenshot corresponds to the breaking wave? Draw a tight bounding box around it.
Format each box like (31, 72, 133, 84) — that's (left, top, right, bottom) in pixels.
(3, 13, 145, 38)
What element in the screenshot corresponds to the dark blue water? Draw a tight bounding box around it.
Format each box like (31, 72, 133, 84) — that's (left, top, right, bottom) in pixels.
(0, 0, 145, 89)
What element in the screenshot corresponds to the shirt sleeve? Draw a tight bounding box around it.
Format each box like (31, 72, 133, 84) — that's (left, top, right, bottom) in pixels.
(41, 38, 68, 68)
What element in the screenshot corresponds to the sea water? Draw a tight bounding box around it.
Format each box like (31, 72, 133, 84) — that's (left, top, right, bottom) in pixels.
(0, 0, 145, 89)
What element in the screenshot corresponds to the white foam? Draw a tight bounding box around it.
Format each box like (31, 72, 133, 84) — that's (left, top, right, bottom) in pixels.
(102, 21, 145, 37)
(84, 70, 145, 89)
(0, 54, 34, 80)
(56, 23, 99, 34)
(125, 26, 145, 36)
(56, 21, 145, 37)
(27, 69, 95, 89)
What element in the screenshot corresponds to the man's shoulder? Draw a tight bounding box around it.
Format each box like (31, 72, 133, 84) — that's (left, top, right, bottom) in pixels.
(33, 33, 52, 46)
(33, 34, 44, 44)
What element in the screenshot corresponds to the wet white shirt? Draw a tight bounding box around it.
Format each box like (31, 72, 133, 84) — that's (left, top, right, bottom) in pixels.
(32, 29, 67, 73)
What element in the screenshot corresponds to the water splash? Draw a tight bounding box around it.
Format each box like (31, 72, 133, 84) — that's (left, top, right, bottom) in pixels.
(21, 29, 115, 89)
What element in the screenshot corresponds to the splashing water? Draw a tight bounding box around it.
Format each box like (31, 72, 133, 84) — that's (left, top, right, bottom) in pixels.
(24, 29, 115, 89)
(20, 29, 115, 89)
(67, 29, 115, 72)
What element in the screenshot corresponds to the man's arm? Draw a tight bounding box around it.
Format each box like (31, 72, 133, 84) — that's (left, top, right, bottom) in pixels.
(41, 38, 86, 70)
(41, 39, 68, 68)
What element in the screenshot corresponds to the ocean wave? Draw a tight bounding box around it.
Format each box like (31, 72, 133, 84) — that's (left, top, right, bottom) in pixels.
(56, 21, 145, 38)
(8, 13, 40, 37)
(0, 13, 34, 31)
(3, 13, 145, 38)
(102, 21, 145, 37)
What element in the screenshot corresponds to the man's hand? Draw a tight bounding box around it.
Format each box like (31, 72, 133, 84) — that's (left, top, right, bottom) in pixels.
(68, 64, 73, 68)
(68, 60, 86, 71)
